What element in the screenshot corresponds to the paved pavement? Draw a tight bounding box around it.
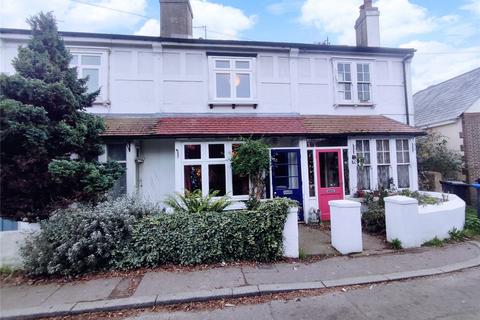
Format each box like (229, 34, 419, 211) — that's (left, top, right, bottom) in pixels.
(128, 267, 480, 320)
(298, 224, 387, 256)
(1, 242, 480, 319)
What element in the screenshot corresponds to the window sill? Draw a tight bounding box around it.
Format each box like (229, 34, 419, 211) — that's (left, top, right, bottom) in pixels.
(208, 101, 258, 109)
(334, 103, 375, 108)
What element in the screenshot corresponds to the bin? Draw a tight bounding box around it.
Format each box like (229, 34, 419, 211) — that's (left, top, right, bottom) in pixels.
(440, 180, 470, 204)
(471, 183, 480, 219)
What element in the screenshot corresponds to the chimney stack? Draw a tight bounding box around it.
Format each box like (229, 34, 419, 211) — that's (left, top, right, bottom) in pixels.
(159, 0, 193, 38)
(355, 0, 380, 47)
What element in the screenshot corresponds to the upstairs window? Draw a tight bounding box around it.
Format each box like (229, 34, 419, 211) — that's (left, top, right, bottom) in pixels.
(210, 57, 255, 100)
(335, 61, 372, 105)
(70, 54, 101, 93)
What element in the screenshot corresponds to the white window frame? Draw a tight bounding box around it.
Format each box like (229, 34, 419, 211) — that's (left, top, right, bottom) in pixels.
(349, 137, 415, 194)
(333, 60, 373, 106)
(177, 141, 250, 200)
(69, 47, 109, 104)
(376, 139, 391, 189)
(208, 56, 256, 102)
(355, 139, 372, 191)
(395, 138, 411, 189)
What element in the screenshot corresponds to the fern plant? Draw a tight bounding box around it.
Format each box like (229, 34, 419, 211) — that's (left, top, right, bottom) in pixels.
(163, 189, 232, 213)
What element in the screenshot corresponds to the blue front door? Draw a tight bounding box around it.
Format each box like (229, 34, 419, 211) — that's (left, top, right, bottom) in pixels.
(271, 149, 304, 221)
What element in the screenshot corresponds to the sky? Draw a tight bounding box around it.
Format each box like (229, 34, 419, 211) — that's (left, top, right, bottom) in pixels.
(1, 0, 479, 92)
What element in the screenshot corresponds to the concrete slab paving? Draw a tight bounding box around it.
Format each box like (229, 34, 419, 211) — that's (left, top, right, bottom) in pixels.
(0, 303, 74, 320)
(71, 295, 157, 314)
(0, 283, 60, 310)
(134, 267, 245, 297)
(42, 277, 122, 305)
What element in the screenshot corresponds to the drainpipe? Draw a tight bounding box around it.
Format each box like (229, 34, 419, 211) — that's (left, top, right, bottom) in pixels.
(402, 53, 414, 125)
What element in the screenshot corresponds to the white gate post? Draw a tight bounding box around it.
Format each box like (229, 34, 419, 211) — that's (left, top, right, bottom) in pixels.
(330, 200, 362, 254)
(283, 206, 299, 258)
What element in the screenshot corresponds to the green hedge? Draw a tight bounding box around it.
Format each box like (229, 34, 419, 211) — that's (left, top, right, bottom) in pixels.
(21, 197, 294, 276)
(114, 198, 293, 268)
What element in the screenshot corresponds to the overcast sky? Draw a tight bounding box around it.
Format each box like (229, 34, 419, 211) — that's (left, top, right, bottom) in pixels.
(1, 0, 479, 92)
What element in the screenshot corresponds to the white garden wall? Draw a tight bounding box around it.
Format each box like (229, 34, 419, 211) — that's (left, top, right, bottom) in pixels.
(329, 200, 363, 254)
(385, 192, 465, 248)
(0, 222, 39, 268)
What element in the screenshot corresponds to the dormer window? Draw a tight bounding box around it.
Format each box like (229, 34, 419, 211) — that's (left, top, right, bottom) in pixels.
(209, 56, 255, 101)
(335, 61, 372, 105)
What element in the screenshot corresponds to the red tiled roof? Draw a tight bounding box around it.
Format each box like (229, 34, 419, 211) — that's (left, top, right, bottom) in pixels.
(302, 115, 424, 135)
(102, 115, 424, 137)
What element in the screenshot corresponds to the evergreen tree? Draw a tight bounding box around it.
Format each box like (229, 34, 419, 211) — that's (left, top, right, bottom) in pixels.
(0, 12, 123, 220)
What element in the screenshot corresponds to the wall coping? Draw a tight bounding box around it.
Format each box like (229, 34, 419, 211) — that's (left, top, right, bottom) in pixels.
(384, 195, 418, 205)
(329, 200, 361, 208)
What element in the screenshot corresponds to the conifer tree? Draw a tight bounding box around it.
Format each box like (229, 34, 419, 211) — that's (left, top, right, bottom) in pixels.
(0, 12, 123, 220)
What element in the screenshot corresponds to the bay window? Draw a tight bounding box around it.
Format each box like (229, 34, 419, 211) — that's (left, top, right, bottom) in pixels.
(210, 57, 255, 101)
(396, 139, 411, 188)
(351, 137, 414, 193)
(180, 142, 249, 198)
(335, 61, 372, 105)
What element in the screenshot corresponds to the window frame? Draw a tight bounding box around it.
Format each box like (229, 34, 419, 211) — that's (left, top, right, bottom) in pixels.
(334, 60, 373, 106)
(350, 137, 415, 193)
(105, 143, 127, 197)
(395, 139, 411, 189)
(179, 141, 250, 199)
(69, 47, 109, 104)
(209, 56, 256, 102)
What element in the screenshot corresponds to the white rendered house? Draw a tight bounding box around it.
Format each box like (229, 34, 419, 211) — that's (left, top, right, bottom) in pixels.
(0, 0, 423, 222)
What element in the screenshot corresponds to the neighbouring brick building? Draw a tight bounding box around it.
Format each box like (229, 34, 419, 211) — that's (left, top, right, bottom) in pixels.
(414, 68, 480, 206)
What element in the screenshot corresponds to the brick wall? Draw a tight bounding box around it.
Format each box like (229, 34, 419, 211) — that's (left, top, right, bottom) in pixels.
(462, 112, 480, 208)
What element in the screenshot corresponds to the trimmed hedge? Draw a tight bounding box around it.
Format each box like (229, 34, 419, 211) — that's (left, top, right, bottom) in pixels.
(114, 198, 294, 268)
(20, 197, 294, 276)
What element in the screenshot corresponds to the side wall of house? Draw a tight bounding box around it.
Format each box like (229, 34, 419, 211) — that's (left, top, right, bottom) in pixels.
(427, 120, 464, 153)
(462, 110, 480, 207)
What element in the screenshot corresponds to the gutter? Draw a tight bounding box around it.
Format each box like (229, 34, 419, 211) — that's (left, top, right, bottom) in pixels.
(402, 53, 414, 125)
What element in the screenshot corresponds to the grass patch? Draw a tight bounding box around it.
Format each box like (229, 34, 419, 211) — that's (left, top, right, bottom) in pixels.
(390, 238, 403, 250)
(0, 265, 16, 275)
(298, 248, 307, 260)
(423, 237, 444, 247)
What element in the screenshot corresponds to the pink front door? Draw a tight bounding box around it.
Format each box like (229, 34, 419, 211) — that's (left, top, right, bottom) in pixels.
(316, 149, 344, 221)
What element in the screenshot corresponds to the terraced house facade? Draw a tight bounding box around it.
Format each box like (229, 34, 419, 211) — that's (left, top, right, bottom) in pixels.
(0, 0, 423, 222)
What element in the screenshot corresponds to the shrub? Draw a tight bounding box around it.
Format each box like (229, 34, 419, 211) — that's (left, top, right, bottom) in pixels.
(465, 207, 480, 234)
(163, 189, 232, 213)
(390, 238, 403, 250)
(398, 190, 440, 206)
(115, 197, 295, 268)
(423, 237, 444, 247)
(20, 197, 158, 276)
(362, 202, 386, 234)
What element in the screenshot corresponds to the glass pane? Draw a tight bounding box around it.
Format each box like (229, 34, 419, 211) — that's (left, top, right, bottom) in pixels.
(308, 150, 315, 197)
(232, 172, 249, 196)
(377, 165, 390, 189)
(81, 55, 101, 65)
(403, 139, 409, 150)
(319, 152, 339, 188)
(396, 139, 402, 150)
(235, 73, 251, 98)
(184, 165, 202, 192)
(357, 166, 370, 190)
(343, 149, 350, 195)
(397, 151, 404, 164)
(208, 164, 226, 196)
(71, 55, 78, 65)
(397, 165, 410, 188)
(377, 152, 384, 164)
(208, 144, 225, 159)
(216, 73, 231, 98)
(289, 176, 299, 189)
(107, 144, 126, 161)
(215, 60, 230, 68)
(111, 163, 127, 198)
(82, 68, 99, 93)
(235, 61, 250, 69)
(364, 140, 370, 151)
(184, 144, 201, 159)
(403, 151, 410, 163)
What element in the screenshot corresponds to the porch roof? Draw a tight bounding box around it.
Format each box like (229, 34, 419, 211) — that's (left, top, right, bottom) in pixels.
(102, 115, 424, 138)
